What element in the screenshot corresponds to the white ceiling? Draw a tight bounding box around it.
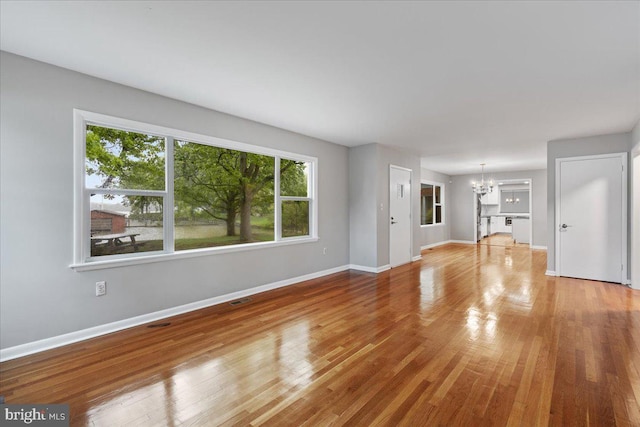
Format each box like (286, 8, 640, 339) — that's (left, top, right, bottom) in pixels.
(1, 1, 638, 175)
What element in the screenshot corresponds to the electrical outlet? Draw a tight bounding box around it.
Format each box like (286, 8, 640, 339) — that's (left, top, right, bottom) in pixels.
(323, 247, 327, 255)
(96, 281, 106, 297)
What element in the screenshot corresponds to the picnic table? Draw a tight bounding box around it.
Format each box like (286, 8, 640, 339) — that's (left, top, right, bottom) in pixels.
(91, 233, 145, 253)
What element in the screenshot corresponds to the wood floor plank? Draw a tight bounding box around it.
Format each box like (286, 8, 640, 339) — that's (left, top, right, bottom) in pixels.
(1, 243, 639, 426)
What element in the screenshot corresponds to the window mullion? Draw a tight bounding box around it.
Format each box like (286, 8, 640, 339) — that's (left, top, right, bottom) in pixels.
(433, 187, 437, 225)
(164, 136, 174, 253)
(88, 188, 166, 197)
(275, 157, 282, 241)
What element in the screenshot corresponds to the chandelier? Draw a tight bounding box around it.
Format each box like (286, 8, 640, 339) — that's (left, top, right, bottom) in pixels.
(505, 195, 520, 204)
(471, 163, 494, 195)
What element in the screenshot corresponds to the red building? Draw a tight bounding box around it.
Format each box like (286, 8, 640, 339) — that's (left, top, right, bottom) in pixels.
(91, 210, 126, 235)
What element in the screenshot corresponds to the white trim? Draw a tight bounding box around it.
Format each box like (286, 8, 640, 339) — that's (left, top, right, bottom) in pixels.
(71, 237, 319, 271)
(421, 240, 451, 250)
(622, 278, 631, 286)
(530, 245, 547, 250)
(555, 153, 628, 283)
(412, 255, 422, 262)
(0, 264, 350, 362)
(545, 270, 557, 276)
(349, 264, 391, 273)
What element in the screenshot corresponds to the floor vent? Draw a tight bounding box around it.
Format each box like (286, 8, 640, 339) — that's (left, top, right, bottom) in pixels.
(229, 297, 251, 306)
(147, 322, 171, 328)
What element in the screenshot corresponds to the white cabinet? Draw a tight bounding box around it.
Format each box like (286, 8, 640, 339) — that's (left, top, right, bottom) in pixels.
(512, 218, 530, 243)
(490, 216, 512, 234)
(480, 218, 488, 237)
(481, 191, 499, 205)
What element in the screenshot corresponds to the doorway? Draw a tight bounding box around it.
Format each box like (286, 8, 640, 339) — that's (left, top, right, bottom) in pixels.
(555, 153, 627, 283)
(474, 178, 533, 248)
(389, 165, 412, 268)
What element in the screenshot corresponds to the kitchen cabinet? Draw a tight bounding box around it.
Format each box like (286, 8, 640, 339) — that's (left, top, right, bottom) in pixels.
(512, 218, 530, 243)
(490, 216, 512, 234)
(481, 191, 499, 205)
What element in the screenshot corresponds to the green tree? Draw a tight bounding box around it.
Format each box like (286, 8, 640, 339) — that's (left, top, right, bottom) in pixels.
(86, 125, 165, 219)
(174, 142, 280, 241)
(174, 142, 242, 236)
(85, 125, 165, 191)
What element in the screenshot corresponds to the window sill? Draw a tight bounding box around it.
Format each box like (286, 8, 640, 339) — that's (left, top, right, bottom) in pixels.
(70, 236, 319, 272)
(420, 223, 446, 228)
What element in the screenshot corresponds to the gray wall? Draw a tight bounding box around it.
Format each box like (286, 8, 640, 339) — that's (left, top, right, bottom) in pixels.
(419, 168, 452, 247)
(449, 169, 547, 247)
(546, 132, 632, 274)
(0, 52, 350, 349)
(349, 144, 378, 267)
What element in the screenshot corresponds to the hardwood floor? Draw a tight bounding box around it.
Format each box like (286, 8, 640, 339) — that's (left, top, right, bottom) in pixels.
(479, 233, 529, 248)
(1, 243, 639, 426)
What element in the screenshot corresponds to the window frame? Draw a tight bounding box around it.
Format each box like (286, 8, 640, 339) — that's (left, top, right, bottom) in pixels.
(72, 109, 318, 271)
(420, 180, 445, 227)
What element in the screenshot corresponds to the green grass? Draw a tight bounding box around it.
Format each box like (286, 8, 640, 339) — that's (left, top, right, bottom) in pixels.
(93, 226, 275, 256)
(175, 229, 273, 250)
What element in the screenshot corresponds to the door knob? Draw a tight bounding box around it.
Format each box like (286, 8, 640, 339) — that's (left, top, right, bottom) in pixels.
(560, 223, 571, 231)
(391, 216, 397, 224)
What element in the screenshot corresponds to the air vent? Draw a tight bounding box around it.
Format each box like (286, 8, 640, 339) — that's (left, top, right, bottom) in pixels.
(147, 322, 171, 328)
(229, 297, 251, 306)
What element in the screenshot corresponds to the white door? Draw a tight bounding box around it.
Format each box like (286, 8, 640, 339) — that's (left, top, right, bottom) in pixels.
(390, 166, 412, 268)
(557, 154, 627, 283)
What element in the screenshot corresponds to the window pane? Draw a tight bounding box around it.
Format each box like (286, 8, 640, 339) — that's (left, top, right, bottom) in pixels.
(435, 185, 441, 204)
(280, 159, 309, 197)
(282, 200, 309, 237)
(435, 205, 442, 224)
(86, 125, 165, 190)
(90, 194, 163, 257)
(421, 184, 434, 225)
(174, 141, 275, 250)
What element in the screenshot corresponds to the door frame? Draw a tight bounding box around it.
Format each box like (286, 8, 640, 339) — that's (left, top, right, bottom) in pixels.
(389, 164, 413, 268)
(474, 178, 533, 246)
(554, 152, 628, 283)
(633, 147, 640, 289)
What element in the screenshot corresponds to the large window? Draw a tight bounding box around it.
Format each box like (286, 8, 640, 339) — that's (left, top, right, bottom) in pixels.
(74, 110, 317, 268)
(420, 182, 444, 226)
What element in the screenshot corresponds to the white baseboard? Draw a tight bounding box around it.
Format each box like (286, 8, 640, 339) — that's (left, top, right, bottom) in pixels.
(412, 255, 422, 262)
(530, 245, 547, 250)
(545, 270, 557, 276)
(0, 264, 351, 362)
(420, 240, 451, 251)
(449, 240, 476, 245)
(349, 264, 391, 273)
